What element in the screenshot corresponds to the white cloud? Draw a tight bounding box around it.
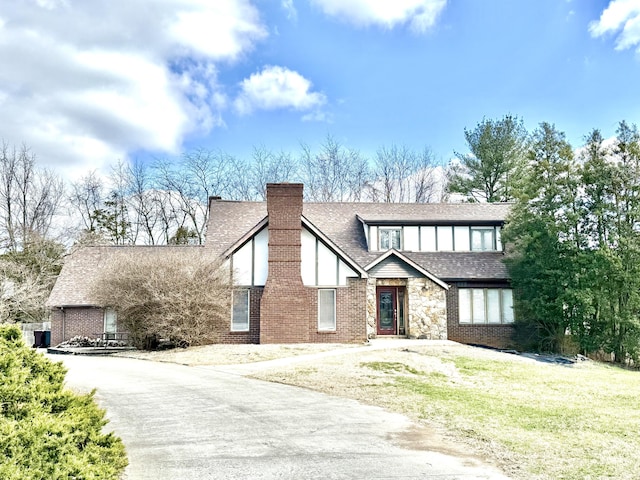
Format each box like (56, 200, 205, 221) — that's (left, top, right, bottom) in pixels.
(234, 66, 327, 116)
(282, 0, 297, 20)
(302, 111, 331, 123)
(0, 0, 267, 177)
(310, 0, 447, 33)
(168, 1, 266, 60)
(589, 0, 640, 51)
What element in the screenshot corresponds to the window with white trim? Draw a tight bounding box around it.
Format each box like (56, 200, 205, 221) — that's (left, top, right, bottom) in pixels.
(104, 308, 117, 341)
(318, 289, 336, 331)
(436, 225, 453, 251)
(470, 227, 496, 251)
(104, 309, 117, 332)
(379, 228, 401, 250)
(459, 288, 514, 324)
(231, 289, 250, 331)
(420, 226, 436, 251)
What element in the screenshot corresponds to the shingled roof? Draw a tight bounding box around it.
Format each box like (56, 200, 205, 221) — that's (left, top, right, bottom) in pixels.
(205, 200, 267, 257)
(46, 245, 204, 308)
(206, 200, 511, 281)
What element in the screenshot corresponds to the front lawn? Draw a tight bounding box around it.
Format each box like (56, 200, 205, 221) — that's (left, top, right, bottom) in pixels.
(254, 344, 640, 480)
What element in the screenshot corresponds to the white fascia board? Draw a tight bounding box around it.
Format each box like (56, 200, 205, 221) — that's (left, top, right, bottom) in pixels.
(221, 217, 269, 258)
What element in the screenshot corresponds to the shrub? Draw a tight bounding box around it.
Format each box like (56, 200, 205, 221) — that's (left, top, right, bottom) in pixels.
(91, 249, 231, 349)
(0, 325, 127, 479)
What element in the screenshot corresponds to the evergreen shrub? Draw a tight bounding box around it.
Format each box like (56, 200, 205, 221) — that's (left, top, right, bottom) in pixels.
(0, 325, 127, 479)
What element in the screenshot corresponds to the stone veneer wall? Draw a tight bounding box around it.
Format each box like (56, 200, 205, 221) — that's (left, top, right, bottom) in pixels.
(365, 278, 376, 337)
(406, 277, 447, 339)
(366, 277, 447, 339)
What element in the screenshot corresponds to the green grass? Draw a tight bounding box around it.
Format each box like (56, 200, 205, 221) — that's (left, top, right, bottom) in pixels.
(362, 356, 640, 480)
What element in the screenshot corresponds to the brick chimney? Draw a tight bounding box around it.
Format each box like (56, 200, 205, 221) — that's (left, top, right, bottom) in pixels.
(260, 183, 310, 343)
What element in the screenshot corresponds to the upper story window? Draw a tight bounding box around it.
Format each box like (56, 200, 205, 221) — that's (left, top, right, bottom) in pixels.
(471, 227, 496, 251)
(368, 224, 503, 252)
(379, 228, 401, 250)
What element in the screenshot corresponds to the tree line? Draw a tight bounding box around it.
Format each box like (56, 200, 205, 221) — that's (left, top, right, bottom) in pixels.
(0, 124, 530, 252)
(65, 137, 446, 247)
(503, 121, 640, 364)
(449, 115, 640, 364)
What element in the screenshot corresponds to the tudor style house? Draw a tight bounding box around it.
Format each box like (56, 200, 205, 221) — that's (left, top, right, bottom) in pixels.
(47, 183, 514, 348)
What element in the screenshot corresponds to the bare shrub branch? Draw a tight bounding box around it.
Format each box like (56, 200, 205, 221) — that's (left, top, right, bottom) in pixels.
(91, 249, 231, 349)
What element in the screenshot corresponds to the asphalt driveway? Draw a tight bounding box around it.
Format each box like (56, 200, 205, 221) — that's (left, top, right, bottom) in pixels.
(53, 354, 511, 480)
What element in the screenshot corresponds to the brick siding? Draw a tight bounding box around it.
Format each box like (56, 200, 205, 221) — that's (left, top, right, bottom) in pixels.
(446, 283, 515, 349)
(50, 307, 105, 346)
(260, 183, 313, 343)
(217, 288, 262, 344)
(306, 278, 368, 343)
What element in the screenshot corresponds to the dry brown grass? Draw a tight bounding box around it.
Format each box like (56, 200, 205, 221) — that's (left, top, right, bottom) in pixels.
(113, 342, 359, 366)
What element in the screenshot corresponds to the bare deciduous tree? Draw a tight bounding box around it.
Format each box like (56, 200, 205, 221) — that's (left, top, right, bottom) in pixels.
(154, 149, 238, 244)
(228, 155, 253, 201)
(300, 135, 370, 201)
(152, 189, 183, 245)
(413, 148, 445, 202)
(0, 237, 64, 322)
(249, 146, 299, 200)
(0, 259, 49, 322)
(371, 144, 443, 203)
(68, 170, 104, 233)
(0, 142, 64, 251)
(125, 159, 160, 245)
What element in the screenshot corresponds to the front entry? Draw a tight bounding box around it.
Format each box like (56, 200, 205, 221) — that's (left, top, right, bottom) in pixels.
(377, 287, 405, 335)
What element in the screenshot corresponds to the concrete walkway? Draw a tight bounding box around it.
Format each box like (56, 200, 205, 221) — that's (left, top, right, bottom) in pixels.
(53, 350, 511, 480)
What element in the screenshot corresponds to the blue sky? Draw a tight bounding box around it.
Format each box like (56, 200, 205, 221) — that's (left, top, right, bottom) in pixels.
(0, 1, 639, 179)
